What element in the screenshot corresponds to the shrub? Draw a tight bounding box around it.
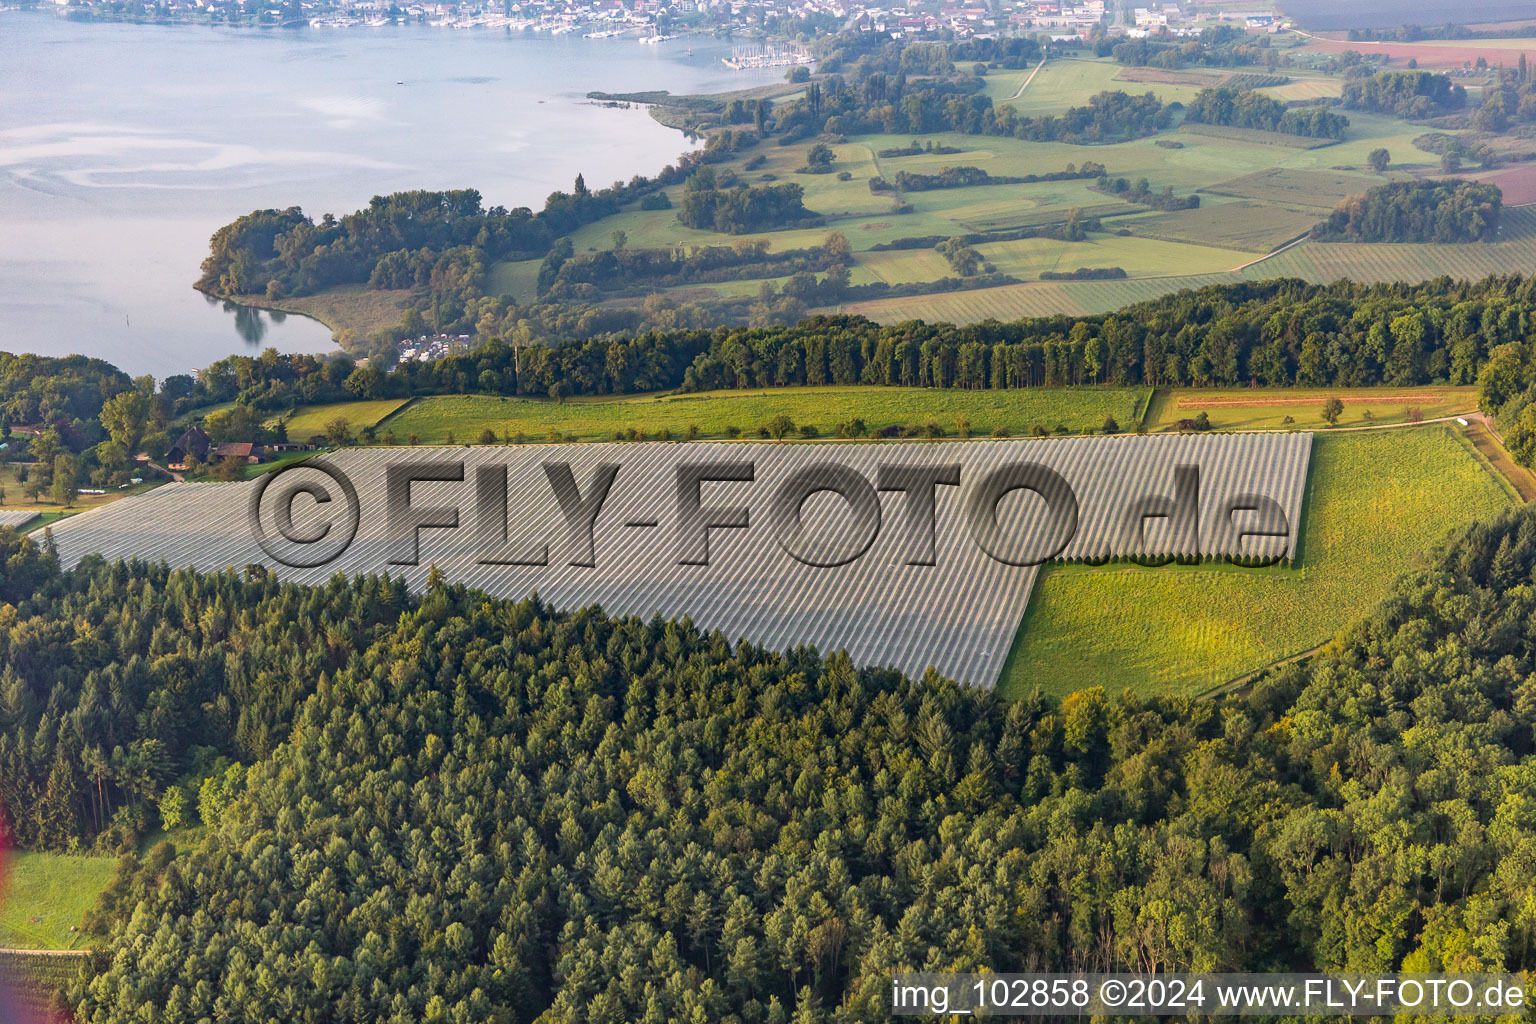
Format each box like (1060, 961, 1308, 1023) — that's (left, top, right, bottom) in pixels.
(765, 414, 796, 439)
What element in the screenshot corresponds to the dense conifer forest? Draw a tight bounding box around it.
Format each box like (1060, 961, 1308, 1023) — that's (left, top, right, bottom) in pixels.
(0, 498, 1533, 1021)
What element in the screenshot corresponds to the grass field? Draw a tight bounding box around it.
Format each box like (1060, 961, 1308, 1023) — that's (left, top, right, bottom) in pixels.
(842, 272, 1237, 322)
(0, 465, 153, 513)
(978, 232, 1245, 278)
(1120, 200, 1315, 252)
(845, 203, 1536, 326)
(1203, 166, 1379, 209)
(1177, 123, 1339, 150)
(998, 426, 1515, 698)
(379, 386, 1152, 442)
(0, 852, 115, 950)
(267, 398, 411, 438)
(983, 57, 1117, 109)
(486, 258, 542, 303)
(1144, 386, 1480, 431)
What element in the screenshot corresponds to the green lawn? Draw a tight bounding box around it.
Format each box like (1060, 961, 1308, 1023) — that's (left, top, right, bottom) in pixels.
(1145, 386, 1480, 431)
(486, 258, 543, 303)
(998, 426, 1514, 699)
(0, 852, 116, 949)
(378, 386, 1151, 443)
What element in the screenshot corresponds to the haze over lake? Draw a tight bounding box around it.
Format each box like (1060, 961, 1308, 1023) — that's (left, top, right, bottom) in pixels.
(0, 13, 779, 377)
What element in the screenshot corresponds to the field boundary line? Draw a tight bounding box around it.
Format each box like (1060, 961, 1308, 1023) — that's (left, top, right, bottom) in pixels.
(1199, 643, 1327, 699)
(0, 948, 91, 957)
(1235, 232, 1311, 271)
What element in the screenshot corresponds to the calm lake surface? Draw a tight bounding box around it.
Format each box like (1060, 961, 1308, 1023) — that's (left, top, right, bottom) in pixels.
(0, 13, 778, 376)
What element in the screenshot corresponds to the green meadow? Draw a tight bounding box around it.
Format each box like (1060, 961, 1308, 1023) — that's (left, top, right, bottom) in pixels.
(378, 385, 1151, 442)
(998, 426, 1515, 699)
(0, 852, 115, 950)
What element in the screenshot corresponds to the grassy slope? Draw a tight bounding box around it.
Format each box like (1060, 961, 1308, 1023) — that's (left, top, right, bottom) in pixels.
(1146, 385, 1480, 431)
(0, 852, 115, 950)
(998, 426, 1513, 699)
(268, 399, 411, 437)
(379, 386, 1151, 442)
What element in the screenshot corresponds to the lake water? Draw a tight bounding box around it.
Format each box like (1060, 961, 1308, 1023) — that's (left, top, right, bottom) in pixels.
(0, 12, 779, 377)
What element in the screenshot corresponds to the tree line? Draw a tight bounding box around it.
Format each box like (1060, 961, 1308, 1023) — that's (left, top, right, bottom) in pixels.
(337, 275, 1536, 399)
(5, 497, 1536, 1020)
(14, 273, 1536, 464)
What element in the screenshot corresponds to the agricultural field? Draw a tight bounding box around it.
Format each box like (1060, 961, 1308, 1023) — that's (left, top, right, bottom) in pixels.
(0, 951, 85, 1019)
(463, 79, 1482, 333)
(1465, 163, 1536, 206)
(1295, 34, 1536, 70)
(1244, 206, 1536, 284)
(845, 180, 1536, 325)
(998, 426, 1515, 698)
(1117, 199, 1315, 252)
(1252, 75, 1343, 102)
(1177, 123, 1339, 149)
(0, 851, 114, 949)
(1202, 166, 1380, 210)
(976, 232, 1245, 277)
(377, 386, 1152, 443)
(1145, 385, 1480, 431)
(266, 398, 411, 439)
(842, 272, 1237, 322)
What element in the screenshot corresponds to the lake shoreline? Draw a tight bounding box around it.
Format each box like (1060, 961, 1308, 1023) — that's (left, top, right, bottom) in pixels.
(2, 13, 778, 374)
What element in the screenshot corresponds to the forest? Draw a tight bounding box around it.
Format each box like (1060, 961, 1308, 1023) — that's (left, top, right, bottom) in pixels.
(675, 180, 816, 235)
(3, 496, 1536, 1021)
(1340, 69, 1467, 117)
(270, 275, 1536, 401)
(1311, 180, 1502, 244)
(1471, 62, 1536, 133)
(1181, 86, 1349, 139)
